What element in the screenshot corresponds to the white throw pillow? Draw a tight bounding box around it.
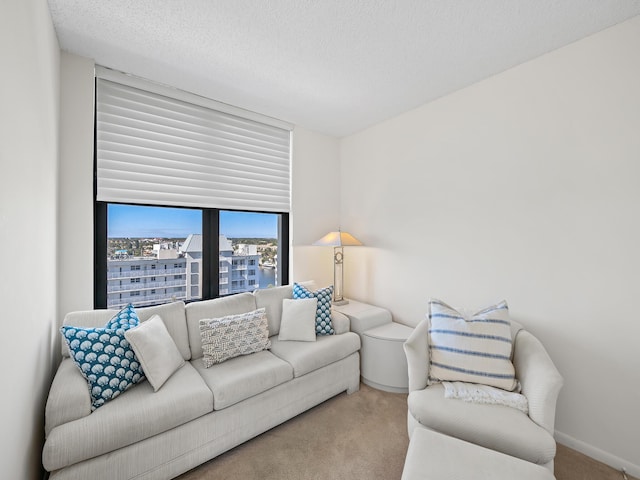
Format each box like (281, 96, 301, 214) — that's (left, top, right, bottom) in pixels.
(427, 299, 517, 391)
(279, 298, 318, 342)
(124, 314, 185, 392)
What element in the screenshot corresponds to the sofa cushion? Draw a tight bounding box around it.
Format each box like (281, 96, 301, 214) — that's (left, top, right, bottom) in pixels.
(293, 283, 334, 335)
(278, 298, 318, 342)
(191, 350, 293, 410)
(186, 293, 257, 360)
(60, 304, 145, 410)
(43, 361, 213, 472)
(124, 314, 185, 391)
(269, 332, 361, 377)
(62, 301, 190, 361)
(199, 308, 271, 367)
(428, 299, 517, 391)
(407, 384, 556, 465)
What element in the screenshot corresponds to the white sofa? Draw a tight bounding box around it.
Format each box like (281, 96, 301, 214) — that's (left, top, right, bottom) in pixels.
(43, 285, 361, 480)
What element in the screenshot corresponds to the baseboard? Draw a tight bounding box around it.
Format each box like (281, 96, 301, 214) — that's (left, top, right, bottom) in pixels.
(555, 430, 640, 478)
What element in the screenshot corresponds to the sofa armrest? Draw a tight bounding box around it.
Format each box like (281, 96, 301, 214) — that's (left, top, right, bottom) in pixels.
(332, 310, 350, 335)
(45, 358, 91, 436)
(513, 330, 563, 435)
(403, 318, 430, 393)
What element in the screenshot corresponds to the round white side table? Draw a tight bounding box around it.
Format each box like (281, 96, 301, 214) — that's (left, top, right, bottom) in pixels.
(361, 322, 413, 393)
(333, 300, 413, 393)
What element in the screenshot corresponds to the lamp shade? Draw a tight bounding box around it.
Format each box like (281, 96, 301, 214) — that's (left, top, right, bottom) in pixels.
(312, 231, 363, 247)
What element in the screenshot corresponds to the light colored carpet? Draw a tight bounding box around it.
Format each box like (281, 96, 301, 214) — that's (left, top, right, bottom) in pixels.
(178, 383, 408, 480)
(177, 383, 634, 480)
(555, 443, 636, 480)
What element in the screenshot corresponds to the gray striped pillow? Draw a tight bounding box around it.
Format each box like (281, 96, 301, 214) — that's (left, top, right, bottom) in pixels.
(427, 299, 517, 391)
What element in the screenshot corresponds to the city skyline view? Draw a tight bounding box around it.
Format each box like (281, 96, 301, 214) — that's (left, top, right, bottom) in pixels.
(107, 204, 278, 239)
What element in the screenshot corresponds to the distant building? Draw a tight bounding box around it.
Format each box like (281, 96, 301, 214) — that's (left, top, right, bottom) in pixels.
(218, 237, 260, 296)
(106, 255, 187, 309)
(180, 234, 202, 300)
(106, 234, 261, 309)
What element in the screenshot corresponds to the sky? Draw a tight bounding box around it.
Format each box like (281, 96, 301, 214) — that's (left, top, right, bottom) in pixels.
(108, 204, 278, 238)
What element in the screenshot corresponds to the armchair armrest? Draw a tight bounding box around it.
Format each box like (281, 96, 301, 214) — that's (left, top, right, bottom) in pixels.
(403, 318, 430, 393)
(513, 330, 563, 435)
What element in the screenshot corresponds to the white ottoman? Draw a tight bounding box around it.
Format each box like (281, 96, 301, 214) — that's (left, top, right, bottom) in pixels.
(402, 428, 555, 480)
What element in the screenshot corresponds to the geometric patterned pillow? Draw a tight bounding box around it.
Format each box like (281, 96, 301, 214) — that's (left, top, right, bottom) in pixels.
(199, 308, 271, 368)
(427, 299, 517, 392)
(60, 304, 146, 410)
(293, 283, 334, 335)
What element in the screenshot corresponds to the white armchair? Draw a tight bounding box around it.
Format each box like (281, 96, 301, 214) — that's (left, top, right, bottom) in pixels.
(403, 318, 563, 472)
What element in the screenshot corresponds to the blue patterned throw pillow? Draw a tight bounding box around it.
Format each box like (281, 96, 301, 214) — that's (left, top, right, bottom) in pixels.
(293, 283, 334, 335)
(61, 304, 146, 410)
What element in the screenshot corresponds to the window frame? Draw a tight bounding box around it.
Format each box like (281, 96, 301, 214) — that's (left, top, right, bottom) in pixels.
(94, 202, 289, 309)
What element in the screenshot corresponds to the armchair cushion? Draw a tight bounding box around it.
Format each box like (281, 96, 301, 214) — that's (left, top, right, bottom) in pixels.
(408, 384, 556, 465)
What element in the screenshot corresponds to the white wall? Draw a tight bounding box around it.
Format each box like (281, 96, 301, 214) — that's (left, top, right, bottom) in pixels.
(291, 127, 342, 286)
(59, 52, 95, 318)
(0, 1, 60, 479)
(340, 16, 640, 475)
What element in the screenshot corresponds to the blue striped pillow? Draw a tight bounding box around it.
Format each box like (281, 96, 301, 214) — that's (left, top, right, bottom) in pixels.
(427, 299, 517, 391)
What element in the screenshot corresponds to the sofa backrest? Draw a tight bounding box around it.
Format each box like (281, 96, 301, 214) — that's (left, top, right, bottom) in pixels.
(61, 282, 319, 362)
(61, 301, 191, 360)
(253, 284, 293, 336)
(185, 292, 257, 360)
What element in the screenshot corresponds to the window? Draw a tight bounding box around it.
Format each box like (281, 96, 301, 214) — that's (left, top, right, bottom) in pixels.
(219, 210, 281, 295)
(94, 69, 291, 310)
(101, 205, 203, 309)
(97, 204, 288, 308)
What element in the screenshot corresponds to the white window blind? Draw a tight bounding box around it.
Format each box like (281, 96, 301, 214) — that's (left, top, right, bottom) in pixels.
(96, 70, 292, 212)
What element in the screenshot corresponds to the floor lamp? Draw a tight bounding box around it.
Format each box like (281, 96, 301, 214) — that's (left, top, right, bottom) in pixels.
(312, 230, 363, 305)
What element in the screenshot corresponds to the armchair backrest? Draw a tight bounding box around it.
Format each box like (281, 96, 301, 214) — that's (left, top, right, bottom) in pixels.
(403, 318, 430, 392)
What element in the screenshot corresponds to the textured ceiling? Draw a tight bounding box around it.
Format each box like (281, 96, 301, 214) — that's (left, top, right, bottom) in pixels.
(48, 0, 640, 137)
